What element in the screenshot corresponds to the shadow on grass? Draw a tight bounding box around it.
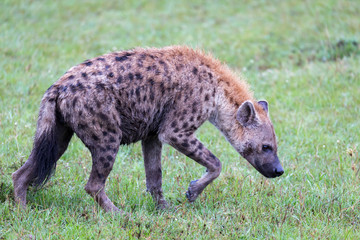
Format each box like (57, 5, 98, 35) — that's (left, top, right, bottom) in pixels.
(0, 181, 14, 203)
(326, 39, 359, 61)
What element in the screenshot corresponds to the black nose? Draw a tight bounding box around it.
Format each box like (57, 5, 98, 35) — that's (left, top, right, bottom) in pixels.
(274, 165, 284, 177)
(257, 161, 284, 178)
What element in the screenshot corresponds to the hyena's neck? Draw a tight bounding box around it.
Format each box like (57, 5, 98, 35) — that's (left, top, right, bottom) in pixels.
(209, 66, 254, 148)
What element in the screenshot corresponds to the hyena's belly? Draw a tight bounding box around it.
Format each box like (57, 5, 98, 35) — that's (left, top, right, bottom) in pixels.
(115, 92, 172, 144)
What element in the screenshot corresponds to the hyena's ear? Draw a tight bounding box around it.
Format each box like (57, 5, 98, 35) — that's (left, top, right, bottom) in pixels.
(258, 100, 269, 114)
(236, 100, 259, 127)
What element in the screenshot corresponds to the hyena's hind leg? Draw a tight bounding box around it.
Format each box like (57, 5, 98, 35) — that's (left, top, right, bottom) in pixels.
(142, 135, 169, 209)
(83, 143, 121, 213)
(12, 123, 73, 208)
(76, 121, 122, 212)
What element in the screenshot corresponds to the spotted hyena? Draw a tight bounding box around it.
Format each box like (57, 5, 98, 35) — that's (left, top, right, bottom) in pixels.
(12, 46, 284, 212)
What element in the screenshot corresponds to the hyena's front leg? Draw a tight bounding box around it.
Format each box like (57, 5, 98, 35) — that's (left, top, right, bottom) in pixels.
(141, 135, 169, 209)
(161, 133, 222, 202)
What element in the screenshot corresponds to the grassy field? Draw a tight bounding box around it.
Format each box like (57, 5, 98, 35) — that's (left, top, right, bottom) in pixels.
(1, 0, 360, 239)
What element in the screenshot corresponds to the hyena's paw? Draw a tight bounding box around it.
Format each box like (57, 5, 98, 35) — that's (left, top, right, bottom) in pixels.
(185, 179, 199, 202)
(156, 199, 170, 210)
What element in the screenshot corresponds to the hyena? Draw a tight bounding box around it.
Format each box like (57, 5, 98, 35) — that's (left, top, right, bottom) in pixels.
(12, 46, 284, 212)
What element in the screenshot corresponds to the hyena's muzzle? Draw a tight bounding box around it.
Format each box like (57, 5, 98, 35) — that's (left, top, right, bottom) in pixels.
(254, 155, 284, 178)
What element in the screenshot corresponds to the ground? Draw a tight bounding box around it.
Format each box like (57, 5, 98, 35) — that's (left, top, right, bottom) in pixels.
(0, 0, 359, 239)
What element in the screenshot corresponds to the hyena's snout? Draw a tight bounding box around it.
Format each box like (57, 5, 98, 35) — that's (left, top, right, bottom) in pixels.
(264, 161, 284, 178)
(257, 157, 284, 178)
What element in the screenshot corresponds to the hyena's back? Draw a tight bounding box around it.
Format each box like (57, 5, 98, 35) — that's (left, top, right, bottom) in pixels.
(47, 46, 216, 147)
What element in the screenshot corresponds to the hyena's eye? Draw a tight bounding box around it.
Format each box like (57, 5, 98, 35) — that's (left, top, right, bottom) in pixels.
(262, 145, 273, 152)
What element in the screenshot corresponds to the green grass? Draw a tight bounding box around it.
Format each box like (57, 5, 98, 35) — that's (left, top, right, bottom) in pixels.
(1, 0, 360, 239)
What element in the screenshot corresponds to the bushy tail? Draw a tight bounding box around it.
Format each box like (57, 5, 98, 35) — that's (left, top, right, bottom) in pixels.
(32, 94, 59, 188)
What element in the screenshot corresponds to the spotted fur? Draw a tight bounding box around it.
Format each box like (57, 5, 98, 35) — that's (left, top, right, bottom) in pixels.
(12, 46, 283, 212)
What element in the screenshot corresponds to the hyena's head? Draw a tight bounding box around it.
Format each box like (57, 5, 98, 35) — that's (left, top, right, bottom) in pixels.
(236, 100, 284, 178)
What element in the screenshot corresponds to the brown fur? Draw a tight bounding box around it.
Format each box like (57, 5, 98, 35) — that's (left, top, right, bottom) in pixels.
(12, 46, 283, 213)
